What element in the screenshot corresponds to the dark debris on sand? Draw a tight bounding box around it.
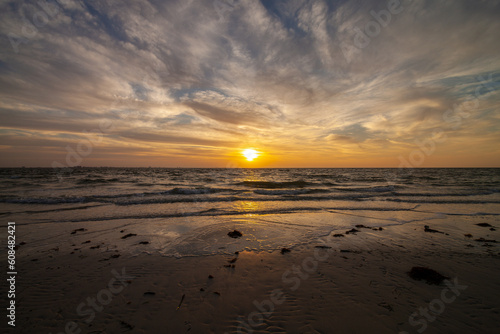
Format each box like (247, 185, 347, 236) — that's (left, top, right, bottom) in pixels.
(408, 266, 449, 285)
(99, 253, 120, 261)
(333, 234, 345, 237)
(121, 233, 137, 239)
(71, 228, 87, 235)
(227, 230, 242, 238)
(377, 302, 394, 312)
(340, 249, 360, 253)
(281, 247, 291, 254)
(176, 294, 185, 310)
(424, 225, 444, 233)
(476, 223, 493, 227)
(346, 228, 360, 234)
(14, 241, 26, 250)
(474, 237, 497, 243)
(120, 320, 134, 330)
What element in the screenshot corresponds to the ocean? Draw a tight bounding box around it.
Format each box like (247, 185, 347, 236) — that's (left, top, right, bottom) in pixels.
(1, 168, 499, 257)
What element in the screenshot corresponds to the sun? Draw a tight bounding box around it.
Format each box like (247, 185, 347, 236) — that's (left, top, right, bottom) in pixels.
(242, 149, 259, 161)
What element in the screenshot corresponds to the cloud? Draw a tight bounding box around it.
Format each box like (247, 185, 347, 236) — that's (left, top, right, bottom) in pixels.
(0, 0, 499, 166)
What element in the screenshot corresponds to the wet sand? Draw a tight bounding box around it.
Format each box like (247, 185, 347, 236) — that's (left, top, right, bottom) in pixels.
(6, 217, 500, 334)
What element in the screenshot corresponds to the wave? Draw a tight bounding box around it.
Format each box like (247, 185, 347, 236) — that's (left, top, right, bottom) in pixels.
(334, 185, 398, 192)
(29, 206, 422, 224)
(387, 198, 500, 204)
(2, 197, 88, 204)
(235, 180, 313, 189)
(77, 178, 121, 184)
(392, 190, 499, 197)
(321, 181, 339, 186)
(0, 181, 40, 187)
(253, 189, 330, 196)
(168, 187, 231, 195)
(349, 177, 388, 182)
(3, 191, 500, 206)
(109, 195, 376, 205)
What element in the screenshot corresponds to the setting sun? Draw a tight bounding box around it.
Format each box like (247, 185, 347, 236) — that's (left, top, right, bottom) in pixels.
(242, 149, 259, 161)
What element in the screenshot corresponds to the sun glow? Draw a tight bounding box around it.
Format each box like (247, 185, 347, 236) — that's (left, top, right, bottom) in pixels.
(242, 149, 259, 161)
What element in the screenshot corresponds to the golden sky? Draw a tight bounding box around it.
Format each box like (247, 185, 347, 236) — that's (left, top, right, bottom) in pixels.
(0, 0, 499, 167)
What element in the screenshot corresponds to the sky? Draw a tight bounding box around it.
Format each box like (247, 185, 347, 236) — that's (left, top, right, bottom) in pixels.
(0, 0, 499, 168)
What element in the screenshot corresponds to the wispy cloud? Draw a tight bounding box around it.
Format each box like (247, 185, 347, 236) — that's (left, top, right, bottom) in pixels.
(0, 0, 499, 167)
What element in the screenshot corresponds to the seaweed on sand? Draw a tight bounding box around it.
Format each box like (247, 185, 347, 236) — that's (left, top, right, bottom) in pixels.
(408, 266, 449, 285)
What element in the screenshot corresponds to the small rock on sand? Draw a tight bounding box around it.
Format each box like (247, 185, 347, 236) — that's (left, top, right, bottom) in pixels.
(281, 248, 291, 254)
(408, 266, 449, 285)
(121, 233, 137, 239)
(227, 230, 242, 238)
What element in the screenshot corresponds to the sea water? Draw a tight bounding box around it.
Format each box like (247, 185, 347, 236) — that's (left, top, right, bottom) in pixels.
(1, 168, 499, 256)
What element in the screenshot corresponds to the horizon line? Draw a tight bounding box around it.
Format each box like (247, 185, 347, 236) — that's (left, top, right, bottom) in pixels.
(1, 166, 499, 169)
